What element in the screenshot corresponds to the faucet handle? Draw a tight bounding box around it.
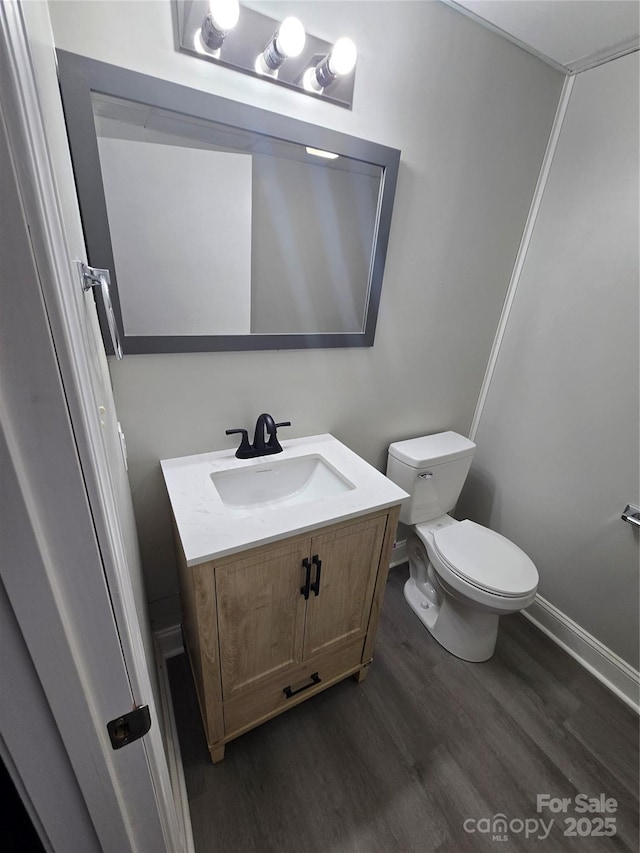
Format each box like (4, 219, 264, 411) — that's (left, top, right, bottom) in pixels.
(265, 420, 291, 453)
(225, 428, 253, 459)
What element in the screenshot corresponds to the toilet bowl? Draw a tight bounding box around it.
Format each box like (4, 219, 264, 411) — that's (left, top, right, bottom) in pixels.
(386, 432, 538, 662)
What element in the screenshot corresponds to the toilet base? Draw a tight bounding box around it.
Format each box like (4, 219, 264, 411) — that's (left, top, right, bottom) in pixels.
(404, 575, 499, 662)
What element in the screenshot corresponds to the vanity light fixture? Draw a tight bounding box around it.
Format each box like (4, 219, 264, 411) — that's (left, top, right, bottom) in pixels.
(305, 147, 339, 160)
(255, 16, 306, 77)
(175, 1, 357, 108)
(303, 37, 357, 93)
(200, 0, 240, 52)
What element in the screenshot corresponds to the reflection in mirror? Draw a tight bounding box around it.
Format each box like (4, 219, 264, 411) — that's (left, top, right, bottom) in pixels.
(57, 51, 400, 353)
(92, 93, 382, 336)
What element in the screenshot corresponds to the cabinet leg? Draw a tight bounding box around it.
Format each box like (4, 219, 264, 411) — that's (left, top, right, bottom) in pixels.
(209, 743, 225, 764)
(354, 666, 369, 683)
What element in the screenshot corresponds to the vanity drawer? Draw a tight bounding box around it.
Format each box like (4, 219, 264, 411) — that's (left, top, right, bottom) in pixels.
(223, 638, 365, 737)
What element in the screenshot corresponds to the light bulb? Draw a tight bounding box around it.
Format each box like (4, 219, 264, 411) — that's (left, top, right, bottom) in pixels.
(201, 0, 239, 51)
(328, 37, 357, 76)
(259, 16, 306, 73)
(209, 0, 239, 32)
(307, 35, 357, 92)
(302, 66, 323, 93)
(275, 17, 305, 58)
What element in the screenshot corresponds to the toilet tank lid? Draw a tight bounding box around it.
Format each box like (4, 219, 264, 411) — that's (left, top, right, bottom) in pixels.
(388, 431, 476, 468)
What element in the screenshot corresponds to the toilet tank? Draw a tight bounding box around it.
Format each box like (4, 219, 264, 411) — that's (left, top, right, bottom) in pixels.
(386, 432, 476, 525)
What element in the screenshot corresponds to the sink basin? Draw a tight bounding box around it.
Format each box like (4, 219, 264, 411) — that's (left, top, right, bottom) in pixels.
(161, 434, 409, 565)
(210, 454, 355, 517)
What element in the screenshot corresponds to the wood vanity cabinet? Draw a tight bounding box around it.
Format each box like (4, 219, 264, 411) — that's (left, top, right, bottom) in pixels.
(173, 505, 400, 763)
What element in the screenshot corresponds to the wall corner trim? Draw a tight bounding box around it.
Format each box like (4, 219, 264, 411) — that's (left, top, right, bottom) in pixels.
(523, 595, 640, 714)
(469, 74, 575, 441)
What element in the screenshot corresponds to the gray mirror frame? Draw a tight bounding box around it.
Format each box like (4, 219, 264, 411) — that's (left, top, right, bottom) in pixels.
(57, 50, 400, 354)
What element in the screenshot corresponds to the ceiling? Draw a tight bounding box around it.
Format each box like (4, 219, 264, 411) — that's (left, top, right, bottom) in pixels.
(444, 0, 640, 73)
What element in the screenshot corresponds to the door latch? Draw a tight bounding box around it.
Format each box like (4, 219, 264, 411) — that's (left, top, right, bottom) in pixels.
(107, 705, 151, 750)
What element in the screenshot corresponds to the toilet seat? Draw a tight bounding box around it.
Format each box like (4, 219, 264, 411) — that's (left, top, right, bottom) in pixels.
(431, 520, 538, 597)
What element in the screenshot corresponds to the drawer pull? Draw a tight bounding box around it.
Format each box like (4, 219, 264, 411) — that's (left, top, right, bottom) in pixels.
(310, 555, 322, 596)
(301, 558, 312, 600)
(283, 672, 321, 699)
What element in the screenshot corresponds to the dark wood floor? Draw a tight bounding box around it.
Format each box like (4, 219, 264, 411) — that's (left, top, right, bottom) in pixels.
(168, 566, 639, 852)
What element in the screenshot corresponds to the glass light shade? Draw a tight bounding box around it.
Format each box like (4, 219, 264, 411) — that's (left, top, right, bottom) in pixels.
(209, 0, 239, 31)
(275, 17, 305, 58)
(329, 37, 357, 76)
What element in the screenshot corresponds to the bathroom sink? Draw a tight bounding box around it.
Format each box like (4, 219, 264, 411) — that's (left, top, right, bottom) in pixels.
(210, 454, 354, 516)
(161, 434, 409, 565)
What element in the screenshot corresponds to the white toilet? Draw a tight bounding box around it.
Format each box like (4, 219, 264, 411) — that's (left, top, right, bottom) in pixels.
(386, 431, 538, 662)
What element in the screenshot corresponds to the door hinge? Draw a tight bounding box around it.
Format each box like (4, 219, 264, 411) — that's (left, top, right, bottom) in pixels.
(107, 705, 151, 750)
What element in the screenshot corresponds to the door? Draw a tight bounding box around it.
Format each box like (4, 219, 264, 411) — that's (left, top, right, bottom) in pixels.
(216, 539, 309, 696)
(1, 4, 184, 851)
(303, 515, 387, 658)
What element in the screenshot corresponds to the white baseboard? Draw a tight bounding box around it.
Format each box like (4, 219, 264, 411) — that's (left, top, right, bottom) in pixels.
(390, 538, 407, 569)
(523, 595, 640, 714)
(155, 624, 184, 660)
(153, 627, 194, 853)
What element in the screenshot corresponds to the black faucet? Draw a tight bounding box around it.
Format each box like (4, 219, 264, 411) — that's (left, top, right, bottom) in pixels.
(226, 414, 291, 459)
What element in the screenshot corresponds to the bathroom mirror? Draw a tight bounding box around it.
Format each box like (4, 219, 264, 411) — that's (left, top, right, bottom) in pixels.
(57, 51, 400, 354)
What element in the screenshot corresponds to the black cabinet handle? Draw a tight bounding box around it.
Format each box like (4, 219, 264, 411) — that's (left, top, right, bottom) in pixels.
(283, 672, 321, 699)
(310, 554, 322, 596)
(301, 558, 312, 600)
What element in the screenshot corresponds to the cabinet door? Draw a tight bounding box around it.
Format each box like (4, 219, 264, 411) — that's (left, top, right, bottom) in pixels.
(303, 515, 387, 659)
(216, 539, 309, 698)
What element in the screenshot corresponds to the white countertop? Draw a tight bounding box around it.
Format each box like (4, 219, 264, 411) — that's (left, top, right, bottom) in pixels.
(161, 434, 409, 566)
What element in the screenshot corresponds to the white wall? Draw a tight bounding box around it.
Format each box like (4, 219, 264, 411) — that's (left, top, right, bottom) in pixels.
(48, 0, 563, 615)
(458, 52, 639, 668)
